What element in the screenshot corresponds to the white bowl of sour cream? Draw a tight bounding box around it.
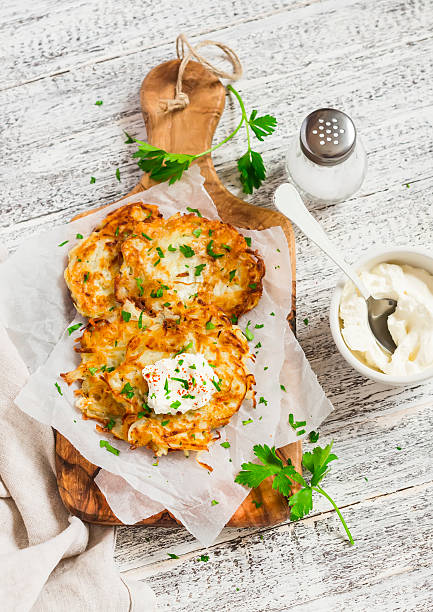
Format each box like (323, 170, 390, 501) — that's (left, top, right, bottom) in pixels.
(330, 246, 433, 386)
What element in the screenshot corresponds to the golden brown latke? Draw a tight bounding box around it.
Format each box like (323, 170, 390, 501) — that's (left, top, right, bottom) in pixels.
(114, 212, 264, 319)
(64, 202, 161, 318)
(61, 303, 254, 456)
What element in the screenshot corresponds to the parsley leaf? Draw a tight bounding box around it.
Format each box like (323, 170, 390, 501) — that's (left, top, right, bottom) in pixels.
(99, 440, 119, 455)
(179, 244, 195, 258)
(115, 168, 121, 182)
(243, 321, 254, 342)
(309, 430, 319, 443)
(235, 442, 353, 545)
(95, 100, 103, 106)
(211, 379, 221, 392)
(168, 244, 176, 251)
(206, 321, 215, 330)
(229, 269, 236, 282)
(90, 176, 96, 184)
(207, 240, 224, 259)
(187, 206, 202, 217)
(167, 553, 179, 559)
(195, 263, 206, 276)
(248, 110, 277, 141)
(238, 150, 266, 194)
(192, 228, 202, 238)
(121, 310, 131, 322)
(58, 240, 69, 247)
(54, 382, 63, 396)
(156, 246, 165, 258)
(67, 323, 82, 335)
(120, 382, 135, 399)
(106, 418, 115, 430)
(220, 441, 231, 449)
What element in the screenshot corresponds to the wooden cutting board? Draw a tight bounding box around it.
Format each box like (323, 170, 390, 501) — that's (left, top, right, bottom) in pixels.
(55, 59, 301, 528)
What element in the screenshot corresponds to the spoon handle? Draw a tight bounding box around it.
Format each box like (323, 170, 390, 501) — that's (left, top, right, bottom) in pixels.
(274, 183, 370, 300)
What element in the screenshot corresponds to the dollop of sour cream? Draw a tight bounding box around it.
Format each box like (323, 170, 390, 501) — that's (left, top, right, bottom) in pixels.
(340, 263, 433, 376)
(142, 352, 217, 414)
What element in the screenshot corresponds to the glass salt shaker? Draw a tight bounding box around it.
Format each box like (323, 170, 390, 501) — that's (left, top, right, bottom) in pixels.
(286, 108, 367, 203)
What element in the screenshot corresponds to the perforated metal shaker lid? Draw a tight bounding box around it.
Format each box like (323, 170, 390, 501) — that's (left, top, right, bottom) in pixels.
(300, 108, 356, 166)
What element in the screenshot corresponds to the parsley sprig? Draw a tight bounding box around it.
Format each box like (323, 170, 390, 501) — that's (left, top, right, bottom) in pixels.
(129, 85, 276, 194)
(235, 442, 353, 545)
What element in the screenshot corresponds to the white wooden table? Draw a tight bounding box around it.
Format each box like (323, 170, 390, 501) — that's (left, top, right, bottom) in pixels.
(3, 1, 433, 609)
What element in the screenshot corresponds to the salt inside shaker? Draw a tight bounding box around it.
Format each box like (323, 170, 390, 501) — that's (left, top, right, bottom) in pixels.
(286, 108, 367, 203)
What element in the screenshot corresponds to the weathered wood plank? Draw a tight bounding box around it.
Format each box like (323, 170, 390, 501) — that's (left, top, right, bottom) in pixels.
(121, 482, 433, 611)
(114, 397, 433, 571)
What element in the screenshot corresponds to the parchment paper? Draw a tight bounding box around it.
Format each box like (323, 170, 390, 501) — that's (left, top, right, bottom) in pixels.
(1, 166, 333, 545)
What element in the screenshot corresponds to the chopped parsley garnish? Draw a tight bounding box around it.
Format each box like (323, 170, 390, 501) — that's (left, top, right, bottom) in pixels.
(161, 420, 170, 427)
(249, 283, 257, 289)
(211, 500, 219, 506)
(167, 553, 179, 559)
(303, 318, 309, 326)
(168, 244, 176, 251)
(192, 228, 202, 238)
(174, 341, 193, 356)
(121, 310, 131, 322)
(229, 269, 236, 282)
(99, 440, 120, 455)
(88, 367, 98, 376)
(54, 382, 63, 396)
(106, 418, 115, 430)
(245, 236, 252, 247)
(115, 226, 120, 237)
(115, 168, 121, 181)
(242, 418, 253, 425)
(264, 366, 268, 371)
(67, 323, 82, 335)
(255, 323, 264, 329)
(164, 378, 169, 393)
(58, 240, 69, 247)
(187, 207, 202, 217)
(221, 244, 231, 251)
(309, 431, 319, 443)
(252, 500, 262, 509)
(230, 314, 238, 324)
(138, 311, 144, 329)
(135, 277, 144, 296)
(220, 441, 231, 449)
(106, 366, 115, 373)
(150, 287, 164, 298)
(280, 384, 286, 392)
(208, 229, 213, 236)
(206, 321, 215, 330)
(243, 321, 254, 342)
(183, 394, 195, 399)
(90, 176, 96, 184)
(206, 240, 224, 259)
(179, 244, 195, 258)
(270, 312, 275, 316)
(211, 379, 221, 392)
(255, 342, 262, 349)
(194, 263, 206, 276)
(120, 382, 135, 399)
(397, 446, 402, 450)
(259, 397, 268, 406)
(171, 377, 189, 389)
(163, 302, 171, 307)
(95, 100, 103, 106)
(170, 400, 181, 410)
(83, 272, 89, 283)
(153, 258, 161, 266)
(156, 246, 165, 258)
(199, 555, 209, 562)
(235, 442, 353, 545)
(76, 233, 83, 239)
(142, 233, 152, 240)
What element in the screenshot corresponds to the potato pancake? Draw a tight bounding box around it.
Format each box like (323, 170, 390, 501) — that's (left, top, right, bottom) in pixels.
(64, 202, 161, 318)
(115, 212, 264, 319)
(61, 304, 254, 456)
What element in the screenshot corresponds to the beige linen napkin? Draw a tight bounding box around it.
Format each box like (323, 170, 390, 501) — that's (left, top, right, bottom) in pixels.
(0, 325, 156, 612)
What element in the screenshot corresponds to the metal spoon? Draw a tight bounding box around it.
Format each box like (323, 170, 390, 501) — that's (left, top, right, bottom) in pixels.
(274, 183, 397, 354)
